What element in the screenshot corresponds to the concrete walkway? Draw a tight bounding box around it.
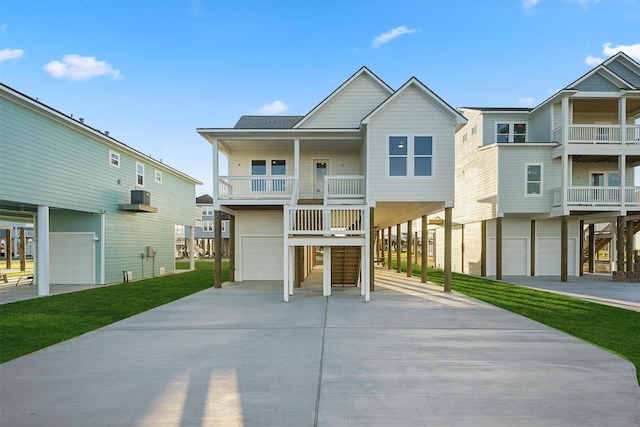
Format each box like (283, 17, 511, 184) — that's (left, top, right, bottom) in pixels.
(1, 269, 639, 426)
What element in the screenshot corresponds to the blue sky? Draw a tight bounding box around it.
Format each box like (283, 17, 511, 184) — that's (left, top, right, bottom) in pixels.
(1, 0, 639, 194)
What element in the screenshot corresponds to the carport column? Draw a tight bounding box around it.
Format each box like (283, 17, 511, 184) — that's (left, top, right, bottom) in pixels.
(588, 224, 595, 273)
(4, 229, 11, 269)
(578, 220, 584, 277)
(387, 226, 392, 270)
(481, 220, 487, 277)
(421, 215, 428, 283)
(19, 227, 26, 271)
(283, 207, 289, 302)
(626, 219, 634, 273)
(616, 216, 625, 273)
(530, 220, 536, 277)
(444, 206, 452, 292)
(561, 216, 568, 282)
(214, 210, 222, 288)
(406, 219, 412, 277)
(323, 247, 332, 296)
(36, 205, 50, 296)
(369, 206, 374, 294)
(189, 226, 195, 271)
(496, 214, 503, 281)
(395, 223, 401, 273)
(229, 215, 235, 282)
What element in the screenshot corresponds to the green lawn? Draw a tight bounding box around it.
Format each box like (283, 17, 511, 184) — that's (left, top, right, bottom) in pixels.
(0, 262, 226, 363)
(392, 260, 640, 384)
(2, 260, 639, 386)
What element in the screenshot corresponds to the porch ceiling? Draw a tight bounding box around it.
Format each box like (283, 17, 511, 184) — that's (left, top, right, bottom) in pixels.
(219, 138, 363, 153)
(374, 201, 445, 229)
(572, 155, 640, 166)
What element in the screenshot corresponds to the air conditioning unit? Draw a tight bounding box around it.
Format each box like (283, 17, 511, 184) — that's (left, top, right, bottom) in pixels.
(131, 190, 151, 205)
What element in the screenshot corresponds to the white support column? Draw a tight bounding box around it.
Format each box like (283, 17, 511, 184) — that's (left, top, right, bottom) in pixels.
(100, 211, 106, 284)
(189, 226, 195, 271)
(363, 206, 371, 302)
(36, 205, 50, 296)
(620, 97, 627, 143)
(323, 247, 332, 296)
(288, 246, 294, 295)
(561, 97, 570, 213)
(283, 207, 289, 302)
(294, 139, 300, 201)
(620, 154, 626, 210)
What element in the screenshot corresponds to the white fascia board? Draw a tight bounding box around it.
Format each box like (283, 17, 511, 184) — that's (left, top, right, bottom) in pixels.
(197, 128, 363, 141)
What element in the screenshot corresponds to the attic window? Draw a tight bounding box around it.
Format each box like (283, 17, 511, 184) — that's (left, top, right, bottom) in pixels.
(109, 150, 120, 168)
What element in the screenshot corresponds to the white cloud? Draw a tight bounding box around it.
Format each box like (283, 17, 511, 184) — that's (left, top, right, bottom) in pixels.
(0, 48, 24, 62)
(371, 26, 416, 49)
(518, 97, 534, 107)
(257, 100, 288, 115)
(585, 55, 603, 66)
(585, 42, 640, 66)
(522, 0, 542, 10)
(44, 54, 123, 81)
(0, 24, 7, 31)
(602, 42, 640, 61)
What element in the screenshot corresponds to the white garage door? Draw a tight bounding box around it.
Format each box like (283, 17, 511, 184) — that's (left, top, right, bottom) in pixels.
(537, 238, 577, 276)
(242, 236, 283, 280)
(488, 238, 528, 276)
(50, 233, 95, 284)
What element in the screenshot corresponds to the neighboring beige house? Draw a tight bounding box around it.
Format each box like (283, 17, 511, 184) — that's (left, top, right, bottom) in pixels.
(198, 67, 466, 301)
(435, 52, 640, 279)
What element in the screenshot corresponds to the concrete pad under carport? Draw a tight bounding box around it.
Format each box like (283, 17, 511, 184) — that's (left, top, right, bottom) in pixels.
(1, 273, 639, 426)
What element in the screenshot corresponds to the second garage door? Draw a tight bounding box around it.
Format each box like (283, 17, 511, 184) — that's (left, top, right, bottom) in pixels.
(487, 237, 528, 276)
(241, 236, 284, 280)
(537, 238, 577, 276)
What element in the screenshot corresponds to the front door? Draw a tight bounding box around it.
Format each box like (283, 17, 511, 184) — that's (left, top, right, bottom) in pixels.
(313, 159, 329, 197)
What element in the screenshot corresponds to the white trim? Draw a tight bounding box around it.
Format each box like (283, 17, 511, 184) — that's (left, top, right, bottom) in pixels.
(154, 169, 163, 184)
(495, 121, 528, 143)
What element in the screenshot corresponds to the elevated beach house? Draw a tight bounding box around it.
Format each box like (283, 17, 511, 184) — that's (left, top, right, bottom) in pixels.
(445, 52, 640, 279)
(198, 67, 466, 301)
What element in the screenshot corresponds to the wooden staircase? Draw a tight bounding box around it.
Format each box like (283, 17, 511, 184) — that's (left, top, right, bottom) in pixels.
(582, 222, 640, 264)
(331, 246, 361, 287)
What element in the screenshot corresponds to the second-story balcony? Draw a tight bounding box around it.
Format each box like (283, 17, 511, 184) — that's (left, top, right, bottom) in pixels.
(553, 186, 640, 208)
(217, 175, 366, 205)
(553, 125, 640, 145)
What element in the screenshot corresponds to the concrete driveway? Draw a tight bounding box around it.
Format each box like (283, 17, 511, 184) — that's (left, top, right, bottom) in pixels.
(1, 269, 639, 426)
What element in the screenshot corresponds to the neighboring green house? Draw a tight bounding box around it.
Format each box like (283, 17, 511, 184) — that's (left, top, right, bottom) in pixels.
(0, 83, 201, 295)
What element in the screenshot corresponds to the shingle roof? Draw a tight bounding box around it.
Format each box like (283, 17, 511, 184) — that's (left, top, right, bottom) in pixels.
(459, 107, 533, 112)
(234, 116, 304, 129)
(196, 194, 213, 204)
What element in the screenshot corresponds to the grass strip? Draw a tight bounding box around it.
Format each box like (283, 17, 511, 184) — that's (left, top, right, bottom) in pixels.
(0, 262, 226, 363)
(391, 260, 640, 384)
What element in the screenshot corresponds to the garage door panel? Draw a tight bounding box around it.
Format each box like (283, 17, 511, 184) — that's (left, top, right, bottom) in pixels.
(537, 238, 576, 276)
(50, 233, 95, 284)
(488, 238, 527, 276)
(242, 236, 283, 280)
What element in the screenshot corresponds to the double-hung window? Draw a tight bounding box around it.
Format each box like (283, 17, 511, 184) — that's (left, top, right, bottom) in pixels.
(201, 206, 213, 217)
(202, 221, 213, 232)
(497, 123, 527, 143)
(109, 150, 120, 168)
(526, 164, 542, 196)
(388, 135, 433, 177)
(136, 162, 145, 187)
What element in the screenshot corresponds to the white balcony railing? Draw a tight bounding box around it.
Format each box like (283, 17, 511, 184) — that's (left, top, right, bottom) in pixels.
(324, 175, 365, 204)
(627, 125, 640, 144)
(553, 186, 640, 207)
(286, 206, 366, 236)
(568, 125, 621, 144)
(217, 176, 295, 200)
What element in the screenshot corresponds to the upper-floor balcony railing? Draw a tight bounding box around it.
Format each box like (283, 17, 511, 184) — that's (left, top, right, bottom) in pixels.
(218, 176, 295, 200)
(553, 186, 640, 207)
(324, 175, 365, 204)
(553, 125, 640, 145)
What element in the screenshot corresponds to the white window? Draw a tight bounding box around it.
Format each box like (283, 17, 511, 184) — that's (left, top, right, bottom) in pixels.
(388, 135, 433, 177)
(136, 162, 144, 187)
(251, 160, 266, 191)
(497, 123, 527, 143)
(155, 170, 162, 184)
(526, 164, 543, 196)
(202, 221, 213, 232)
(201, 206, 213, 216)
(109, 150, 120, 168)
(271, 160, 286, 191)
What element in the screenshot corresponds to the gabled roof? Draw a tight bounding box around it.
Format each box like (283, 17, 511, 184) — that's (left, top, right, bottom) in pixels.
(234, 115, 304, 129)
(362, 77, 467, 125)
(196, 194, 213, 204)
(459, 107, 533, 113)
(293, 66, 394, 129)
(565, 51, 640, 91)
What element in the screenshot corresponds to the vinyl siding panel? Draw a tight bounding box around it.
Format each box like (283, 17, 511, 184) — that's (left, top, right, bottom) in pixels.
(575, 74, 620, 92)
(529, 106, 552, 142)
(299, 74, 390, 129)
(462, 221, 483, 276)
(367, 86, 455, 202)
(497, 147, 558, 213)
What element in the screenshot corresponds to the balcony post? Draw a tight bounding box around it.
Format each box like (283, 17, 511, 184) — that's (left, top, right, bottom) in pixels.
(212, 139, 219, 209)
(620, 97, 627, 144)
(620, 154, 626, 209)
(294, 139, 300, 201)
(561, 216, 568, 282)
(214, 210, 222, 288)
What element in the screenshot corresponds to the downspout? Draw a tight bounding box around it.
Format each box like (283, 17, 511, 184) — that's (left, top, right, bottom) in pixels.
(101, 210, 106, 284)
